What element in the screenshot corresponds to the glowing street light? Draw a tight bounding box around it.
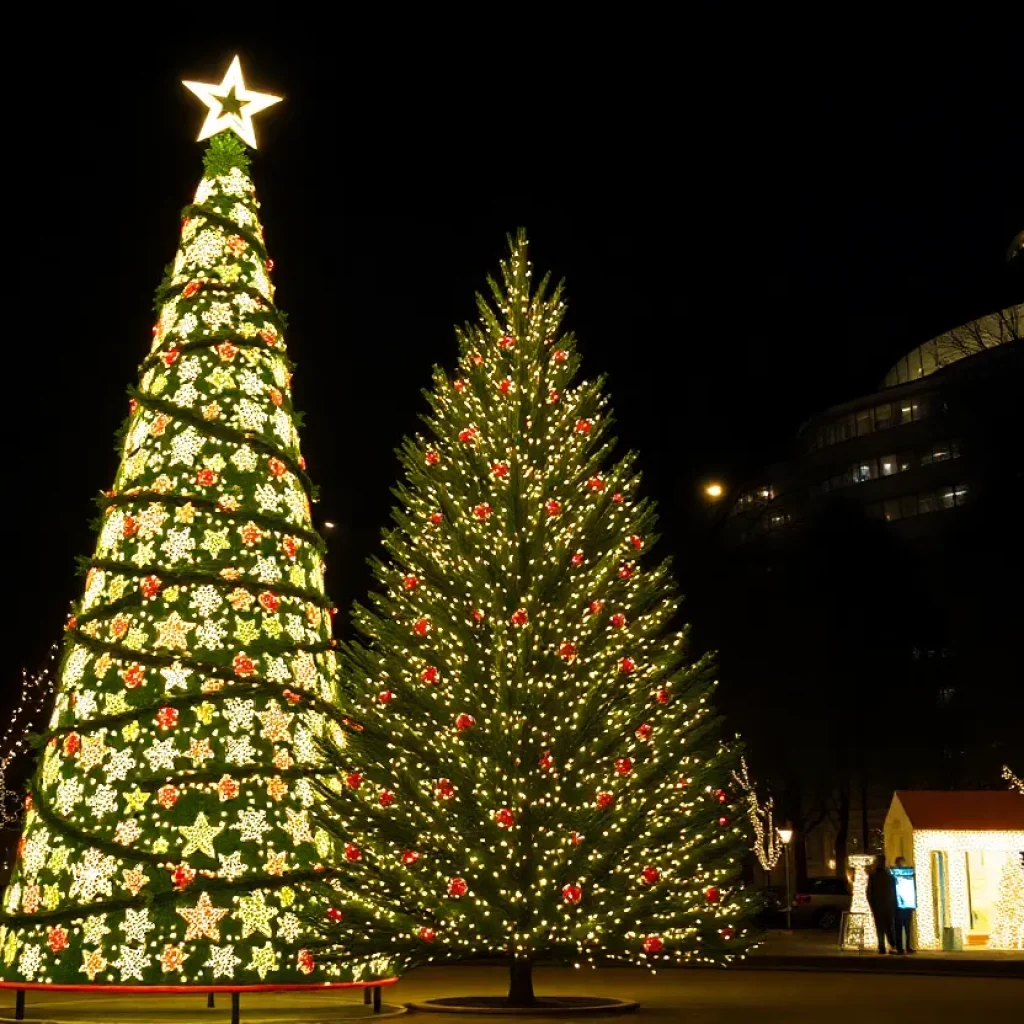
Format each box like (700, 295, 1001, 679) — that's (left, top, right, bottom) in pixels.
(777, 825, 794, 931)
(704, 482, 725, 500)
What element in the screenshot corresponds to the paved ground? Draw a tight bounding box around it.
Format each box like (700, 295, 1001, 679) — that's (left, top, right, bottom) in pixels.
(3, 967, 1023, 1023)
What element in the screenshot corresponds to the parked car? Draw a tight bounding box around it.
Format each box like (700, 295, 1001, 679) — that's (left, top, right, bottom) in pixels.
(758, 876, 852, 929)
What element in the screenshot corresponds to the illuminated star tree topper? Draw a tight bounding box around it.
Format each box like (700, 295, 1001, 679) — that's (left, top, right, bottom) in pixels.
(182, 55, 281, 148)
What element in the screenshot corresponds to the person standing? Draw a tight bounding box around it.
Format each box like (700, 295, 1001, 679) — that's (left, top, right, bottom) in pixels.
(894, 856, 916, 953)
(867, 854, 902, 954)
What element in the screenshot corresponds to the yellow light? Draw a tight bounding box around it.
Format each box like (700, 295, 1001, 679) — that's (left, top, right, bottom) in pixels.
(704, 483, 724, 499)
(776, 827, 793, 845)
(182, 56, 281, 149)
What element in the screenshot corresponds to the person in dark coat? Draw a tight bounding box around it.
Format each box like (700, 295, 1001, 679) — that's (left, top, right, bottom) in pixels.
(866, 854, 901, 954)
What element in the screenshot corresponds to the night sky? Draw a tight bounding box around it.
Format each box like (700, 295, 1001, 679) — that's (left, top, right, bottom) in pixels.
(7, 36, 1022, 704)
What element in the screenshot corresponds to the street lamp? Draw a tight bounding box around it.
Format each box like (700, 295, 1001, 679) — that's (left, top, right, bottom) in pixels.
(777, 825, 794, 931)
(704, 482, 725, 500)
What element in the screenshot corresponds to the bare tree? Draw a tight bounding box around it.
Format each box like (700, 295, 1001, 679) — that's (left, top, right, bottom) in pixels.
(936, 304, 1022, 364)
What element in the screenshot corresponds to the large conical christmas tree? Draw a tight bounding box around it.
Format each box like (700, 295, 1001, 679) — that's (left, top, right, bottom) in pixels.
(0, 62, 389, 990)
(311, 233, 753, 1004)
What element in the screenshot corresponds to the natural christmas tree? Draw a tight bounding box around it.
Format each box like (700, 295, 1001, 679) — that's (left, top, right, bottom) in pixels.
(989, 855, 1024, 950)
(311, 233, 752, 1004)
(0, 61, 390, 990)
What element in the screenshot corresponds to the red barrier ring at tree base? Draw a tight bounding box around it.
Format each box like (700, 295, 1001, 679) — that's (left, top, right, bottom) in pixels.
(0, 978, 399, 993)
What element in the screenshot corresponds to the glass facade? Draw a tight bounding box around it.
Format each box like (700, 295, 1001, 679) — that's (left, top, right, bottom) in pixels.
(810, 396, 929, 451)
(868, 485, 968, 522)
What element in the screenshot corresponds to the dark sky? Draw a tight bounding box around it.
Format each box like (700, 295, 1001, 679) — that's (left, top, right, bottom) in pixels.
(6, 35, 1022, 701)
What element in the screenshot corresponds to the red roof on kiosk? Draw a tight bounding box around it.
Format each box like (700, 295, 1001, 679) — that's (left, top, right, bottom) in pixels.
(895, 790, 1024, 831)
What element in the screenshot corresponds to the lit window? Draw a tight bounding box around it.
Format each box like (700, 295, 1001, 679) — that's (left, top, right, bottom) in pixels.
(883, 499, 902, 521)
(954, 485, 968, 506)
(874, 403, 893, 431)
(880, 456, 898, 477)
(853, 459, 878, 483)
(856, 409, 873, 436)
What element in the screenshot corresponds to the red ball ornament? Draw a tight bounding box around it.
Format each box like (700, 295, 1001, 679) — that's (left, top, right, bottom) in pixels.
(720, 926, 735, 941)
(494, 807, 515, 828)
(612, 492, 625, 504)
(63, 732, 80, 757)
(499, 335, 515, 349)
(425, 450, 440, 466)
(570, 831, 583, 846)
(171, 865, 195, 890)
(140, 574, 162, 599)
(705, 886, 721, 904)
(453, 378, 467, 392)
(587, 476, 605, 492)
(641, 866, 660, 886)
(470, 354, 484, 366)
(403, 575, 419, 591)
(434, 778, 455, 800)
(614, 757, 634, 777)
(570, 551, 584, 566)
(643, 935, 664, 954)
(471, 608, 485, 623)
(196, 467, 218, 487)
(656, 688, 671, 705)
(162, 347, 180, 366)
(325, 907, 345, 923)
(346, 772, 363, 790)
(401, 850, 421, 866)
(448, 877, 468, 898)
(266, 258, 275, 271)
(455, 713, 476, 731)
(413, 618, 431, 636)
(539, 750, 555, 771)
(283, 689, 302, 705)
(628, 534, 643, 550)
(473, 502, 493, 520)
(378, 690, 394, 704)
(421, 666, 439, 685)
(548, 389, 560, 403)
(716, 789, 728, 803)
(379, 790, 395, 807)
(635, 722, 653, 741)
(258, 591, 280, 614)
(233, 653, 257, 677)
(588, 600, 604, 616)
(510, 608, 528, 626)
(596, 791, 615, 810)
(492, 461, 509, 478)
(47, 925, 69, 953)
(498, 378, 512, 395)
(718, 816, 729, 827)
(562, 883, 583, 905)
(122, 663, 145, 689)
(558, 641, 577, 662)
(419, 927, 436, 942)
(620, 657, 636, 674)
(344, 843, 362, 862)
(430, 511, 444, 524)
(458, 427, 477, 444)
(618, 563, 634, 580)
(609, 613, 627, 629)
(157, 784, 180, 809)
(545, 499, 562, 517)
(297, 949, 315, 975)
(156, 707, 179, 730)
(575, 419, 592, 434)
(553, 349, 568, 363)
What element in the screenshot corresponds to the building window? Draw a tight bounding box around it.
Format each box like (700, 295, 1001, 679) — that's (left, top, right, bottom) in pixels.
(874, 403, 893, 431)
(900, 495, 919, 518)
(921, 439, 961, 466)
(812, 396, 930, 450)
(853, 458, 878, 483)
(883, 499, 902, 521)
(856, 409, 873, 436)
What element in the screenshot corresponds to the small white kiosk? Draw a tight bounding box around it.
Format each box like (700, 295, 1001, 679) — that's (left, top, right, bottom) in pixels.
(884, 790, 1024, 950)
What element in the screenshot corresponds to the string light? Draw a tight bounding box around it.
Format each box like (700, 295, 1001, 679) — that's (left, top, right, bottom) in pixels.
(730, 757, 782, 872)
(1004, 765, 1023, 797)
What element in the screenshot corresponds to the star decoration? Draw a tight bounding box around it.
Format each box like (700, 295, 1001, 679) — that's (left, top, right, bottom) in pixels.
(231, 807, 273, 843)
(189, 737, 215, 767)
(276, 912, 303, 942)
(82, 915, 111, 946)
(281, 808, 314, 845)
(182, 56, 282, 149)
(160, 944, 188, 973)
(257, 704, 292, 743)
(121, 907, 156, 944)
(248, 941, 280, 980)
(122, 865, 150, 897)
(77, 733, 108, 772)
(218, 851, 246, 881)
(81, 948, 107, 981)
(266, 776, 288, 801)
(113, 945, 150, 982)
(154, 611, 196, 651)
(264, 849, 289, 876)
(124, 788, 149, 814)
(161, 660, 193, 691)
(237, 890, 277, 938)
(205, 942, 243, 979)
(179, 812, 225, 859)
(177, 891, 229, 941)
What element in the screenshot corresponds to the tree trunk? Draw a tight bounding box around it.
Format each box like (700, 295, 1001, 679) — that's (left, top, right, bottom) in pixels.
(507, 959, 536, 1007)
(834, 786, 850, 879)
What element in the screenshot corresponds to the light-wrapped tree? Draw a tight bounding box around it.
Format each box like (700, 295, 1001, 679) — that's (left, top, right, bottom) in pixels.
(312, 233, 752, 1005)
(0, 76, 389, 993)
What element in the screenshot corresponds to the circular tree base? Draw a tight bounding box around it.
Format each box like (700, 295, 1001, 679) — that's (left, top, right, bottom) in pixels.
(407, 996, 639, 1016)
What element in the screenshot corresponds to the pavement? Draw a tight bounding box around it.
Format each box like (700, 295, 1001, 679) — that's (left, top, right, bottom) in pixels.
(2, 964, 1023, 1024)
(748, 927, 1024, 976)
